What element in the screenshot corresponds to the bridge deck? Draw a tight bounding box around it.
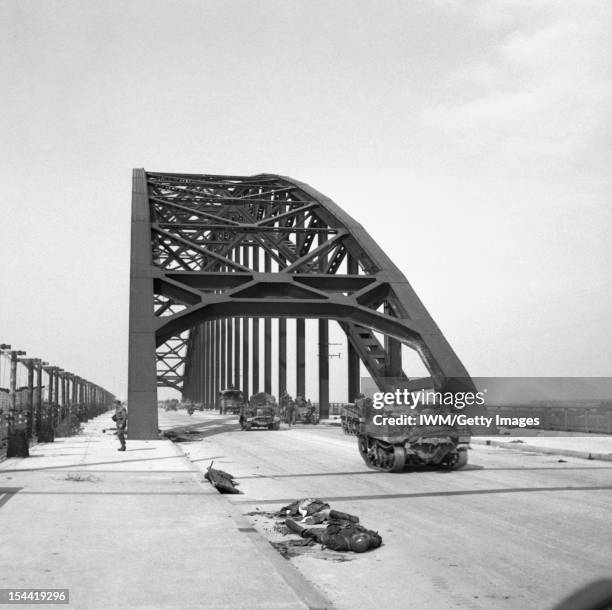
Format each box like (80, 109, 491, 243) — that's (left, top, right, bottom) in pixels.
(0, 415, 327, 610)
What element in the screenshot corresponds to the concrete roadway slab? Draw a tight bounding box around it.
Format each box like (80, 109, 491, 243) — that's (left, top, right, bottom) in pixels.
(0, 415, 331, 610)
(472, 433, 612, 462)
(161, 410, 612, 610)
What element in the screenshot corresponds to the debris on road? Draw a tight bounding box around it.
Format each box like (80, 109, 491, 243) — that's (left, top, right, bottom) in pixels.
(205, 461, 241, 494)
(64, 472, 101, 483)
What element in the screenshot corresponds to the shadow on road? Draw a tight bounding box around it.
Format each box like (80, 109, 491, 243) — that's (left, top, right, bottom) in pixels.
(0, 454, 185, 473)
(232, 483, 612, 505)
(163, 419, 241, 441)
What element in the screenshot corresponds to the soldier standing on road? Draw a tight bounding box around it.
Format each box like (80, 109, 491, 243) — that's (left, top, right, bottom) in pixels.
(112, 400, 128, 451)
(285, 396, 296, 427)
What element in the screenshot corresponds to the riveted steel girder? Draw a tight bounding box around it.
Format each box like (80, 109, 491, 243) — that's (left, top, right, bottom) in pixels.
(128, 169, 475, 438)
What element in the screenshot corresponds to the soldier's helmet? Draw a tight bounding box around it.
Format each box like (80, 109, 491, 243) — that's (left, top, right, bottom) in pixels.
(348, 532, 370, 553)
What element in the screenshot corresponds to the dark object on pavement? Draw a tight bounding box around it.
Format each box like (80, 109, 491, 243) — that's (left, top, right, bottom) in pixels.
(205, 461, 241, 494)
(38, 422, 55, 443)
(285, 518, 382, 553)
(275, 497, 377, 553)
(162, 430, 195, 442)
(553, 579, 612, 610)
(7, 430, 29, 458)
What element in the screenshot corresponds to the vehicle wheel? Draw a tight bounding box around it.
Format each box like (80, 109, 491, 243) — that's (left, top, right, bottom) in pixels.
(245, 423, 252, 431)
(358, 436, 406, 472)
(441, 450, 468, 470)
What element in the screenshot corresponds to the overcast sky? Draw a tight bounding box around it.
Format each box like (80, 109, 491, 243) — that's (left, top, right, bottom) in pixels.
(1, 0, 610, 398)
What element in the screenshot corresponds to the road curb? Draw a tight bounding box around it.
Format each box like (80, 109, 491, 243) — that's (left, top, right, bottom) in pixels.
(471, 438, 612, 462)
(167, 439, 334, 610)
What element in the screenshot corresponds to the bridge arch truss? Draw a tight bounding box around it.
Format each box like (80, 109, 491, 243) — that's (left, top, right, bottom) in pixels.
(128, 169, 473, 438)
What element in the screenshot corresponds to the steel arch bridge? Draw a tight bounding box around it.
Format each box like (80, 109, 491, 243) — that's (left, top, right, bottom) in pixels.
(128, 169, 474, 439)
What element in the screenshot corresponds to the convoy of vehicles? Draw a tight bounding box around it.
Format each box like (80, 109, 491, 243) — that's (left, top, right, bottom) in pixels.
(172, 384, 469, 473)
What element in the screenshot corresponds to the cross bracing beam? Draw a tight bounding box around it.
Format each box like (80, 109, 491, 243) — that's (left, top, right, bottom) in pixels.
(128, 169, 475, 438)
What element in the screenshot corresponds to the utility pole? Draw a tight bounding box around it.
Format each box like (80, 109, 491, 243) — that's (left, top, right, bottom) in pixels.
(41, 364, 56, 442)
(18, 357, 35, 440)
(6, 348, 28, 457)
(34, 359, 45, 439)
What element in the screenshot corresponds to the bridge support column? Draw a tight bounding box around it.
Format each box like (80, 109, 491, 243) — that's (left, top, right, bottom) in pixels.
(348, 343, 360, 401)
(251, 248, 259, 394)
(242, 246, 250, 398)
(201, 326, 205, 403)
(318, 321, 329, 419)
(227, 318, 233, 391)
(296, 318, 305, 396)
(278, 319, 286, 398)
(128, 168, 158, 439)
(234, 318, 240, 389)
(220, 318, 226, 391)
(205, 322, 212, 408)
(264, 253, 272, 394)
(214, 320, 221, 404)
(242, 317, 250, 398)
(251, 318, 260, 394)
(278, 253, 287, 399)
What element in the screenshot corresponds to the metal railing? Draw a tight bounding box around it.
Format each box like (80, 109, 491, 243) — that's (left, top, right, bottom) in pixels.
(0, 343, 115, 458)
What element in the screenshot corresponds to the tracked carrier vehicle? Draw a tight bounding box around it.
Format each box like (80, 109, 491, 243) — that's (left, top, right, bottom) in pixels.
(357, 396, 470, 472)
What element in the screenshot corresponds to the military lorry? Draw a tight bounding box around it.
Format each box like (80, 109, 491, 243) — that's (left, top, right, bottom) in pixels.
(217, 388, 245, 415)
(240, 392, 281, 430)
(357, 395, 470, 472)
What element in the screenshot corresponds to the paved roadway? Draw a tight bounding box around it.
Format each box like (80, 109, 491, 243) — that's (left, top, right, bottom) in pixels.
(160, 410, 612, 610)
